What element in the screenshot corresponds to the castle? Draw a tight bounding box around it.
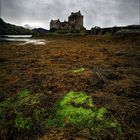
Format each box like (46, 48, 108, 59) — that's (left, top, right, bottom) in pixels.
(50, 11, 84, 30)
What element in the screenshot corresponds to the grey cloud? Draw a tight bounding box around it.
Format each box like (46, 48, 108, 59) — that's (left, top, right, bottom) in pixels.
(1, 0, 139, 29)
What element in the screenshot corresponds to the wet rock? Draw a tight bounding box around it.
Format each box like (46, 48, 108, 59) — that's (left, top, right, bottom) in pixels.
(105, 72, 123, 81)
(88, 72, 105, 88)
(86, 72, 106, 92)
(48, 91, 53, 94)
(16, 51, 29, 56)
(115, 51, 127, 56)
(0, 58, 7, 63)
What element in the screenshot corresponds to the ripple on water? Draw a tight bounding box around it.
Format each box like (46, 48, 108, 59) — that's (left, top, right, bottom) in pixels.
(19, 39, 46, 45)
(0, 37, 47, 45)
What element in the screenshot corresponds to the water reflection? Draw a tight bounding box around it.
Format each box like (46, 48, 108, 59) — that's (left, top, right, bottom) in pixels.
(3, 35, 32, 38)
(0, 35, 46, 45)
(20, 39, 46, 45)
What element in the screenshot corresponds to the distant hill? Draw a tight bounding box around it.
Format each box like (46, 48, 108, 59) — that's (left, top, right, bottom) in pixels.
(90, 25, 140, 35)
(126, 25, 140, 29)
(0, 18, 32, 35)
(32, 28, 49, 34)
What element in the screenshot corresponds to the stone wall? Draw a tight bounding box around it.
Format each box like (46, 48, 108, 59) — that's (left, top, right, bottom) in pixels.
(50, 11, 84, 30)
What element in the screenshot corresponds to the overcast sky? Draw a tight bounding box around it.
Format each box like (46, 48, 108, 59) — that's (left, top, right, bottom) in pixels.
(1, 0, 140, 29)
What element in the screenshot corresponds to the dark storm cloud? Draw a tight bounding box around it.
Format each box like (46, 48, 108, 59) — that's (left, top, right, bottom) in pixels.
(1, 0, 139, 29)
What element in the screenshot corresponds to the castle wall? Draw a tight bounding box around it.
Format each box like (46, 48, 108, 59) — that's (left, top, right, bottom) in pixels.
(60, 22, 69, 29)
(50, 11, 84, 30)
(50, 20, 61, 29)
(68, 12, 83, 30)
(68, 16, 83, 26)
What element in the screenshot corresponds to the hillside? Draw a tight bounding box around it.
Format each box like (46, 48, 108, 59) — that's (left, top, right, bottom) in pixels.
(32, 28, 49, 35)
(0, 18, 32, 35)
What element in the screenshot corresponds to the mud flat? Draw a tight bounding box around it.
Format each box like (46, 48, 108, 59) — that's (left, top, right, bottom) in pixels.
(0, 35, 140, 140)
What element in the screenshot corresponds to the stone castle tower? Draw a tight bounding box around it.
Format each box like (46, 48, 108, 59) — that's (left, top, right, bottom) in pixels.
(50, 11, 84, 30)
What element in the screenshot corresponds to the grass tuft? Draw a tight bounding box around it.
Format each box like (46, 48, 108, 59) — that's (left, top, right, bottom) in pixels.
(17, 89, 30, 97)
(72, 68, 86, 73)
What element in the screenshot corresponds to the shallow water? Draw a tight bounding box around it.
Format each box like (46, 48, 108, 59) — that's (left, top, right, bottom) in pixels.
(0, 35, 46, 45)
(2, 35, 32, 38)
(19, 39, 46, 45)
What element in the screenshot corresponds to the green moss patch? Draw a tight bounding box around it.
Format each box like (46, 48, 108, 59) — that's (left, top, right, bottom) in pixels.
(72, 68, 86, 73)
(0, 89, 47, 132)
(17, 89, 30, 97)
(14, 113, 33, 130)
(46, 91, 123, 136)
(0, 90, 123, 139)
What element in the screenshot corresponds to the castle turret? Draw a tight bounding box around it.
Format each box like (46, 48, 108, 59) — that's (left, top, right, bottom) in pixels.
(50, 11, 84, 31)
(68, 11, 84, 29)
